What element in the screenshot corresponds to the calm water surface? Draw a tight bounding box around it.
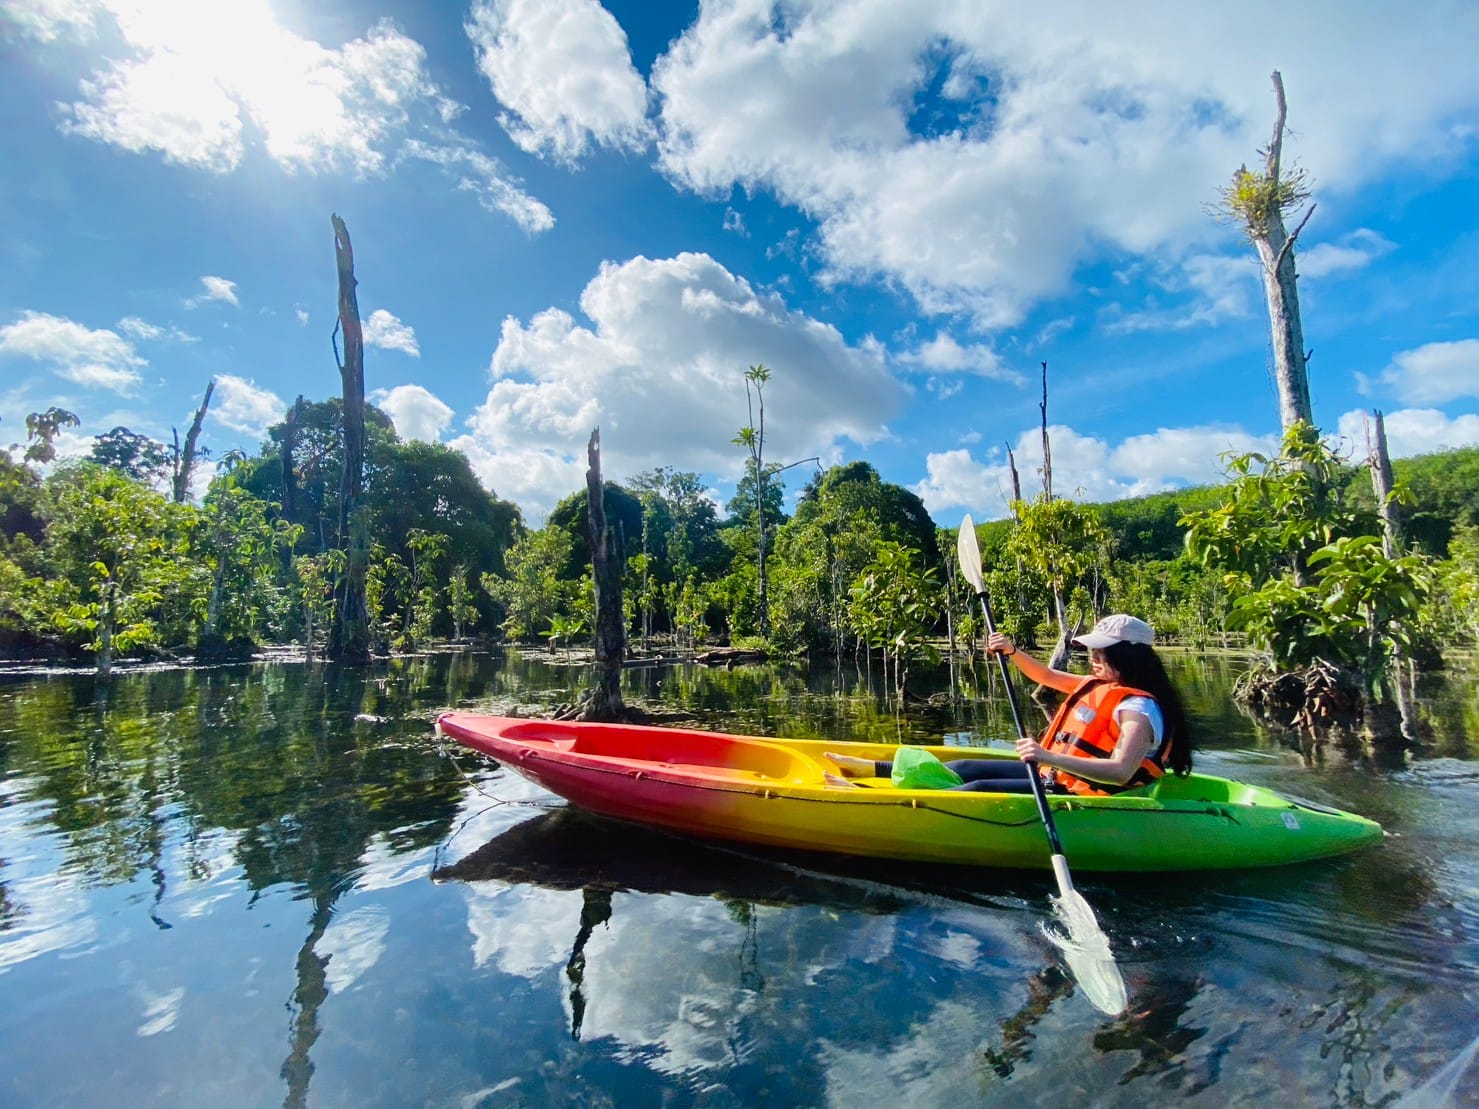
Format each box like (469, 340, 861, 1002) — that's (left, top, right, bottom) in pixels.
(0, 650, 1476, 1107)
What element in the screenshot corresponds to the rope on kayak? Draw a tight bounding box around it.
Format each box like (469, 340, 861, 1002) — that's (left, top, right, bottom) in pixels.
(430, 735, 563, 875)
(432, 730, 562, 810)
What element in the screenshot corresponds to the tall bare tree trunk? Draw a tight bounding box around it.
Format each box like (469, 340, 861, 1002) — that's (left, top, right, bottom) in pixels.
(328, 214, 370, 663)
(96, 579, 116, 679)
(281, 395, 304, 527)
(1366, 409, 1419, 743)
(171, 379, 214, 503)
(585, 429, 626, 719)
(1366, 410, 1403, 557)
(1039, 362, 1071, 669)
(1239, 72, 1316, 432)
(1038, 362, 1053, 502)
(1006, 442, 1031, 646)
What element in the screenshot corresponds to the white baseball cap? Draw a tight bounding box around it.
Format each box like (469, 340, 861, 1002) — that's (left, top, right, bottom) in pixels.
(1074, 614, 1155, 648)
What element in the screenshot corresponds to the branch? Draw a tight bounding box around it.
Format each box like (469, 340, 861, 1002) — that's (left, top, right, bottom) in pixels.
(1265, 70, 1287, 183)
(771, 455, 821, 476)
(1273, 203, 1316, 274)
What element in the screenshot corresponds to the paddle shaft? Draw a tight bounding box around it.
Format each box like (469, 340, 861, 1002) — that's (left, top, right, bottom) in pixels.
(971, 588, 1069, 862)
(956, 516, 1124, 1014)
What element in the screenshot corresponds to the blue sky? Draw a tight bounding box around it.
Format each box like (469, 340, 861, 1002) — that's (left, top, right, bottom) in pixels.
(3, 0, 1478, 527)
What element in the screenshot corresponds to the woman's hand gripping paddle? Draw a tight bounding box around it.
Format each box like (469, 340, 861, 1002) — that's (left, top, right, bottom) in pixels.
(957, 515, 1128, 1016)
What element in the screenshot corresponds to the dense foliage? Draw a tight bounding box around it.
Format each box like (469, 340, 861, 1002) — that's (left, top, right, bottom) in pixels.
(3, 401, 1478, 695)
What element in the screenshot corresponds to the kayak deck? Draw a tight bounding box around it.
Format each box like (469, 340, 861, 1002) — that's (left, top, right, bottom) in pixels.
(436, 714, 1384, 872)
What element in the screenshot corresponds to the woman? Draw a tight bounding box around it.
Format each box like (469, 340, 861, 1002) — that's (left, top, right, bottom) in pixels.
(826, 614, 1193, 795)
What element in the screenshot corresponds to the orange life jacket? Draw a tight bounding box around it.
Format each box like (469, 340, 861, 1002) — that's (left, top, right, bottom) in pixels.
(1040, 677, 1167, 797)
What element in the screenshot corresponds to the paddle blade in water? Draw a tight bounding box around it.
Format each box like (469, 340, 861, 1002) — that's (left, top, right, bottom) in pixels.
(1043, 889, 1128, 1016)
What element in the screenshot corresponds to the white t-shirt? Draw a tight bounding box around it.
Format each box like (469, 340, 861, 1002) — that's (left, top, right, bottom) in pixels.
(1116, 695, 1164, 742)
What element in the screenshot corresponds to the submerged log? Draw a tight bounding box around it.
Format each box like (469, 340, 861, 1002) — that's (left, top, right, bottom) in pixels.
(694, 647, 770, 666)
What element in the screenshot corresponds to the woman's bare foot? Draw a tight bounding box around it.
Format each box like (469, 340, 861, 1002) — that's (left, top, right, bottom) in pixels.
(823, 772, 857, 788)
(825, 752, 876, 778)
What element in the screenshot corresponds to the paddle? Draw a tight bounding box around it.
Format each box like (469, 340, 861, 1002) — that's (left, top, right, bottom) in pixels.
(956, 514, 1128, 1016)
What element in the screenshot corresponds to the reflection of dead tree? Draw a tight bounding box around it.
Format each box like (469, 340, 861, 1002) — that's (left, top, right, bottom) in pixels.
(565, 886, 613, 1041)
(281, 896, 332, 1109)
(982, 964, 1072, 1078)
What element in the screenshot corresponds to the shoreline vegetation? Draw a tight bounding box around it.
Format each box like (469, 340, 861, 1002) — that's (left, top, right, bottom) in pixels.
(3, 403, 1477, 749)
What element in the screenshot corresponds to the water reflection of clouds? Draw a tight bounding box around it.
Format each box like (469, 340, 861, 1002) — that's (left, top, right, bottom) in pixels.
(354, 834, 437, 892)
(320, 907, 390, 994)
(136, 986, 186, 1037)
(807, 913, 900, 983)
(462, 883, 583, 974)
(817, 999, 996, 1105)
(0, 782, 100, 970)
(579, 893, 767, 1078)
(172, 829, 246, 919)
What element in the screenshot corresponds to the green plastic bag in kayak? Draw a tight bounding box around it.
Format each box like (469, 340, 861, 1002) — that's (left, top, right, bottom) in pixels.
(890, 747, 964, 790)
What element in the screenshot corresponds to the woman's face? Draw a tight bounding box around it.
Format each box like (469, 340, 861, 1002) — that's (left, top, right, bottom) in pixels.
(1089, 647, 1121, 682)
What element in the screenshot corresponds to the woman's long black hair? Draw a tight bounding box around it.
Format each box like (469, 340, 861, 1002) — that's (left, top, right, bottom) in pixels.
(1101, 641, 1193, 776)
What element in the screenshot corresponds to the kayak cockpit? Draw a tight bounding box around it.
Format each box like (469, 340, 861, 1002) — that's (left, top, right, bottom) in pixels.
(489, 718, 828, 785)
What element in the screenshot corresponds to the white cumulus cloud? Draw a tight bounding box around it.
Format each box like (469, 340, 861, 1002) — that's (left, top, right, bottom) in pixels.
(1300, 229, 1397, 280)
(1368, 339, 1479, 405)
(26, 1, 549, 232)
(448, 251, 904, 520)
(0, 310, 144, 393)
(898, 333, 1022, 382)
(370, 384, 452, 442)
(188, 275, 238, 308)
(652, 1, 1479, 329)
(466, 0, 653, 165)
(914, 422, 1278, 519)
(362, 309, 420, 357)
(211, 373, 283, 438)
(1335, 407, 1479, 458)
(2, 0, 98, 41)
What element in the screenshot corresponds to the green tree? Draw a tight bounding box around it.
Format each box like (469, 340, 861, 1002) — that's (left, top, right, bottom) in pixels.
(764, 463, 936, 656)
(541, 612, 587, 656)
(292, 550, 342, 659)
(447, 562, 479, 641)
(1183, 424, 1430, 709)
(1425, 524, 1479, 648)
(733, 363, 779, 634)
(197, 475, 291, 651)
(21, 407, 80, 464)
(397, 528, 447, 650)
(1007, 494, 1111, 662)
(482, 526, 579, 642)
(624, 468, 726, 638)
(547, 481, 643, 579)
(88, 426, 171, 486)
(44, 463, 204, 674)
(848, 540, 940, 698)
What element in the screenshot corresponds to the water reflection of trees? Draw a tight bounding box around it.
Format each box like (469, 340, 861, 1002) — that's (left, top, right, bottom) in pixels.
(435, 808, 912, 1046)
(1, 648, 1475, 1103)
(0, 661, 472, 1106)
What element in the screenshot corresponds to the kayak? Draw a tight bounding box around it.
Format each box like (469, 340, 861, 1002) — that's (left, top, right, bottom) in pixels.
(434, 713, 1384, 872)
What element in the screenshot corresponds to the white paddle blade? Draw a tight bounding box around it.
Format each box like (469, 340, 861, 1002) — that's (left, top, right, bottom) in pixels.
(1043, 888, 1128, 1016)
(956, 514, 987, 595)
